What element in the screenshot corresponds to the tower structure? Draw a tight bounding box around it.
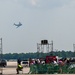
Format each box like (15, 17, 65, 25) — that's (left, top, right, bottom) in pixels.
(37, 40, 53, 58)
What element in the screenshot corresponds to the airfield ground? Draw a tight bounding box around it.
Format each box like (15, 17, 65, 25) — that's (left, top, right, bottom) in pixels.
(0, 61, 29, 75)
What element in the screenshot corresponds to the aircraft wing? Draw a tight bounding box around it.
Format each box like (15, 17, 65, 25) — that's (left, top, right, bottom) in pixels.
(16, 26, 20, 28)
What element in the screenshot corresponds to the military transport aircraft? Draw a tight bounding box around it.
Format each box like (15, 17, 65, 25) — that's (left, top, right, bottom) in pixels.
(14, 22, 22, 28)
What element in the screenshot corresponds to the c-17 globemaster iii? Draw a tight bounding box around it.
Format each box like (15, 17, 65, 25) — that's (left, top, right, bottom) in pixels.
(14, 22, 22, 28)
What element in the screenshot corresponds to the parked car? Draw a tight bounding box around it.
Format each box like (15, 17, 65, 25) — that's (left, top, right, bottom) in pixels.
(21, 60, 29, 67)
(0, 59, 7, 67)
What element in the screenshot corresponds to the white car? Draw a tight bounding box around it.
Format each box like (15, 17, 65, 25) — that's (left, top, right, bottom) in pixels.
(21, 60, 29, 67)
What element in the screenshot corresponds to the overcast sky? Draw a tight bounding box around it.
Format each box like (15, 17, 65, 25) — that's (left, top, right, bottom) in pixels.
(0, 0, 75, 53)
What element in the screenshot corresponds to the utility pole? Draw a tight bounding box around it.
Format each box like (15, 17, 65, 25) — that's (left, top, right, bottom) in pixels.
(0, 38, 3, 74)
(73, 44, 75, 57)
(50, 40, 53, 56)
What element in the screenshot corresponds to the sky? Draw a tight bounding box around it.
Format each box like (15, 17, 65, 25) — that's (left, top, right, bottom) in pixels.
(0, 0, 75, 53)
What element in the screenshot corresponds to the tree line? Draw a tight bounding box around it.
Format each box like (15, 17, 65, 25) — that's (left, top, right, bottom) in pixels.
(3, 50, 75, 60)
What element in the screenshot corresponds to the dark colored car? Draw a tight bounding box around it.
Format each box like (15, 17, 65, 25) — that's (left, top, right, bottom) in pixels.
(0, 59, 7, 67)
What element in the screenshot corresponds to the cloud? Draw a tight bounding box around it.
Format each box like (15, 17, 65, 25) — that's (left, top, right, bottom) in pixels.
(3, 0, 71, 10)
(19, 0, 40, 9)
(26, 0, 72, 9)
(31, 0, 38, 6)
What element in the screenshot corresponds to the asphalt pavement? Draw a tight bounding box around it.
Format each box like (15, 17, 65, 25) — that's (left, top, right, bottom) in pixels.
(0, 61, 29, 75)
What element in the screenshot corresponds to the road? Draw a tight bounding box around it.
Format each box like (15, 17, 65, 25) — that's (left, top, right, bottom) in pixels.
(0, 61, 30, 75)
